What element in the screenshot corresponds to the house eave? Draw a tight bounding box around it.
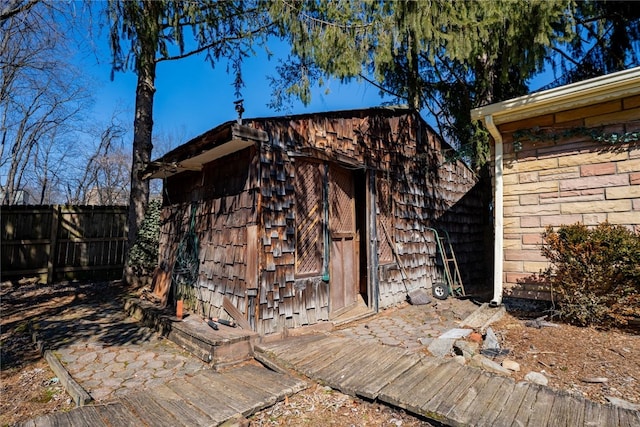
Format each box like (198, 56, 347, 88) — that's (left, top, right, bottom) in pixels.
(144, 123, 268, 180)
(145, 138, 256, 179)
(471, 66, 640, 126)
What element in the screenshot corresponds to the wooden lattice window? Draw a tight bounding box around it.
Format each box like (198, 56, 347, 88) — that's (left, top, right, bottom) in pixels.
(377, 176, 394, 263)
(294, 160, 323, 275)
(329, 165, 355, 234)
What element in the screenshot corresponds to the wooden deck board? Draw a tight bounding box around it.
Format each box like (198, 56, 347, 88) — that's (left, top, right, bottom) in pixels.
(167, 376, 242, 419)
(511, 383, 543, 426)
(467, 376, 516, 426)
(431, 366, 483, 418)
(70, 406, 108, 426)
(148, 383, 218, 427)
(219, 363, 307, 399)
(583, 398, 620, 427)
(198, 367, 298, 416)
(522, 384, 556, 427)
(317, 342, 382, 387)
(378, 358, 443, 409)
(583, 399, 605, 427)
(191, 372, 263, 414)
(121, 391, 181, 427)
(92, 401, 141, 427)
(600, 403, 620, 427)
(260, 335, 335, 361)
(304, 342, 372, 380)
(490, 381, 531, 427)
(444, 370, 493, 426)
(198, 368, 292, 416)
(547, 392, 586, 426)
(32, 412, 72, 427)
(404, 361, 464, 415)
(293, 342, 364, 376)
(294, 347, 353, 377)
(353, 351, 422, 400)
(273, 335, 343, 365)
(274, 336, 353, 376)
(618, 406, 640, 427)
(270, 336, 341, 365)
(330, 344, 407, 396)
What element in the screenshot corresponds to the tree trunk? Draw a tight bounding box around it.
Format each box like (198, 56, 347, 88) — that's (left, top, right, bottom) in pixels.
(124, 44, 156, 286)
(407, 28, 421, 111)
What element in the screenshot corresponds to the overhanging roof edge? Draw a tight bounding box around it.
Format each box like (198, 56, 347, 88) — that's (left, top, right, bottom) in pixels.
(471, 66, 640, 124)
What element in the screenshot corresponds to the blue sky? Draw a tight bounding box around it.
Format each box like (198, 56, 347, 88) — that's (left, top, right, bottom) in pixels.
(81, 23, 556, 155)
(84, 38, 392, 152)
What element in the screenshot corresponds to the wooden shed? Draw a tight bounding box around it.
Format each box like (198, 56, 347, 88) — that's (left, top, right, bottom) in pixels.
(472, 66, 640, 305)
(146, 107, 487, 335)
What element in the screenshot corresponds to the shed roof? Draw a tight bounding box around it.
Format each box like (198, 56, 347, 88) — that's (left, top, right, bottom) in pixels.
(471, 66, 640, 125)
(144, 106, 416, 179)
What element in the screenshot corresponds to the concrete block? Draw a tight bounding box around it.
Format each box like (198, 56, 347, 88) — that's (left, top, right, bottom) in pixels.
(427, 338, 456, 358)
(468, 354, 512, 376)
(439, 328, 473, 339)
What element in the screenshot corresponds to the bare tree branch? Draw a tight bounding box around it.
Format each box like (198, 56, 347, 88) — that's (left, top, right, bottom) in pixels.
(0, 0, 39, 22)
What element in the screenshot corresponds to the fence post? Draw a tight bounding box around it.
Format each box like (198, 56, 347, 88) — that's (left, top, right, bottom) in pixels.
(47, 205, 60, 285)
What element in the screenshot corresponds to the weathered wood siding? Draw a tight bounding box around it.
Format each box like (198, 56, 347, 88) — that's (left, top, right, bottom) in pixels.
(254, 135, 302, 333)
(494, 94, 640, 300)
(158, 147, 259, 320)
(158, 108, 487, 335)
(251, 109, 484, 333)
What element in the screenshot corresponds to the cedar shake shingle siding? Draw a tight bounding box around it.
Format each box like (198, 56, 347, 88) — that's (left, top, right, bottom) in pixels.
(152, 107, 488, 335)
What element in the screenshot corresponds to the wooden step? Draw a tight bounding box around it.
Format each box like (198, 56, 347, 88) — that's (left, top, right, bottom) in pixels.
(124, 297, 258, 368)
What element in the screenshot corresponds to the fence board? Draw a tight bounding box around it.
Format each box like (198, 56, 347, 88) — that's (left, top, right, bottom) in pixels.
(1, 205, 128, 283)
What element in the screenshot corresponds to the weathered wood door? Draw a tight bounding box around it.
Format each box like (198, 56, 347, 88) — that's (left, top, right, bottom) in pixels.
(329, 165, 359, 316)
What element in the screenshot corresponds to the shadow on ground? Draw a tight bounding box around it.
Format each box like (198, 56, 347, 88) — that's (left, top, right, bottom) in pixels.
(1, 280, 150, 368)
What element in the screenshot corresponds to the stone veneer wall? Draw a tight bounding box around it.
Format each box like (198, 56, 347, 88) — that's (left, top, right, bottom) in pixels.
(495, 94, 640, 300)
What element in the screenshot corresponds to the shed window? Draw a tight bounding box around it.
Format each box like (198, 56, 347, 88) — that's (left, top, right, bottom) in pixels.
(377, 175, 394, 264)
(294, 160, 323, 275)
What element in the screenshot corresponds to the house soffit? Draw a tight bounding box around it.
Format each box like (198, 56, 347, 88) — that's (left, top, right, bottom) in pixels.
(470, 66, 640, 126)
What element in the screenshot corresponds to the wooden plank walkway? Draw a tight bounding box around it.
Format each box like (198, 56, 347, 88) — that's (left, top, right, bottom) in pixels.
(20, 363, 308, 427)
(255, 334, 640, 427)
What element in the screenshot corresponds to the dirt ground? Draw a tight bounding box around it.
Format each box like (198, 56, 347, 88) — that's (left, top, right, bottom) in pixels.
(491, 311, 639, 407)
(2, 281, 638, 426)
(248, 383, 436, 426)
(1, 280, 94, 426)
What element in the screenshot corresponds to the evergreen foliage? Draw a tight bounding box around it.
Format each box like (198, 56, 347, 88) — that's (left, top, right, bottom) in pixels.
(107, 0, 271, 97)
(541, 223, 640, 329)
(127, 198, 161, 277)
(544, 1, 640, 88)
(266, 1, 640, 169)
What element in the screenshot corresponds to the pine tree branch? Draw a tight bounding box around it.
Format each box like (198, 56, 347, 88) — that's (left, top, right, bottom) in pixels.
(551, 46, 581, 67)
(282, 0, 374, 30)
(158, 7, 258, 31)
(357, 73, 404, 101)
(156, 23, 273, 63)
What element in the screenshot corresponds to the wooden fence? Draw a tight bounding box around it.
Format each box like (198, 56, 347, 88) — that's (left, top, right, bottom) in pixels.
(1, 205, 128, 284)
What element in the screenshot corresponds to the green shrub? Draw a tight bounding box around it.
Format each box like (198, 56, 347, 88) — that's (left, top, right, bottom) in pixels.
(541, 222, 640, 328)
(127, 199, 162, 277)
